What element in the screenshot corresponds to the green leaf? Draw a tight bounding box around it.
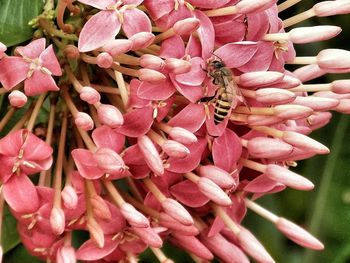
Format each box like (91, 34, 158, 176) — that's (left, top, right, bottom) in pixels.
(2, 206, 20, 253)
(0, 0, 44, 47)
(4, 244, 42, 263)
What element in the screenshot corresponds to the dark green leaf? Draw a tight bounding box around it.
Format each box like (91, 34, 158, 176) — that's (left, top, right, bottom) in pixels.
(2, 206, 20, 253)
(4, 244, 42, 263)
(0, 0, 44, 47)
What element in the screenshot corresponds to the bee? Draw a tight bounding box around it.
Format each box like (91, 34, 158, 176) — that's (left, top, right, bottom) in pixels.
(205, 56, 246, 125)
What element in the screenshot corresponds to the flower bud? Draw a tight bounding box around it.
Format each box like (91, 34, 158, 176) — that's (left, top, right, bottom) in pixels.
(247, 137, 293, 159)
(161, 198, 194, 226)
(75, 112, 94, 131)
(80, 86, 101, 104)
(255, 88, 296, 105)
(173, 18, 200, 35)
(313, 0, 350, 17)
(265, 164, 314, 191)
(332, 79, 350, 94)
(276, 217, 324, 250)
(159, 213, 199, 236)
(307, 112, 332, 130)
(102, 39, 132, 57)
(139, 68, 167, 84)
(129, 32, 155, 50)
(198, 165, 236, 189)
(61, 185, 78, 210)
(96, 52, 113, 68)
(132, 226, 163, 248)
(169, 127, 198, 144)
(57, 246, 76, 263)
(238, 71, 284, 87)
(197, 177, 232, 206)
(140, 54, 165, 71)
(289, 26, 342, 44)
(274, 105, 313, 119)
(282, 131, 330, 154)
(165, 58, 192, 74)
(272, 73, 301, 89)
(292, 96, 339, 111)
(120, 202, 150, 228)
(8, 90, 27, 108)
(247, 115, 282, 126)
(236, 227, 275, 263)
(138, 135, 164, 175)
(90, 195, 112, 220)
(87, 218, 104, 248)
(236, 0, 277, 14)
(97, 104, 124, 128)
(161, 140, 190, 158)
(50, 207, 65, 235)
(293, 64, 326, 83)
(335, 98, 350, 113)
(317, 49, 350, 70)
(63, 44, 80, 59)
(93, 147, 126, 174)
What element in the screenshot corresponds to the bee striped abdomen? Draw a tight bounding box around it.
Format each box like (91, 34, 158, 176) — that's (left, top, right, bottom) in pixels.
(214, 91, 232, 124)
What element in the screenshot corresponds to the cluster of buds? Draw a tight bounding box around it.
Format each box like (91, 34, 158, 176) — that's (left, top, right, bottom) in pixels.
(0, 0, 350, 262)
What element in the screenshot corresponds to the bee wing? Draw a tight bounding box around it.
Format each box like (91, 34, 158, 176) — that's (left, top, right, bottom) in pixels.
(224, 77, 250, 109)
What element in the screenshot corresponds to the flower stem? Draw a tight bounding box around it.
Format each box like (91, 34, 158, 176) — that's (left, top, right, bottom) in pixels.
(278, 0, 302, 12)
(26, 93, 47, 132)
(0, 107, 16, 132)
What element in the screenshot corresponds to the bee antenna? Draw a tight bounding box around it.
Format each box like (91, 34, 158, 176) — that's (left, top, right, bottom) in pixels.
(211, 52, 223, 61)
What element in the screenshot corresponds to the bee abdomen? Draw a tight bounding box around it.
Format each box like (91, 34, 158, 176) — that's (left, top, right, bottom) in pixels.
(213, 93, 232, 124)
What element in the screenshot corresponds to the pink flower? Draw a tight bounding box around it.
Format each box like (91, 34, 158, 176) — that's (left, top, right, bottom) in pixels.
(0, 38, 62, 96)
(77, 0, 151, 52)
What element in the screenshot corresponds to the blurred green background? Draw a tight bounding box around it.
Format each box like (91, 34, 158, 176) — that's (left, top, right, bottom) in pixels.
(2, 0, 350, 262)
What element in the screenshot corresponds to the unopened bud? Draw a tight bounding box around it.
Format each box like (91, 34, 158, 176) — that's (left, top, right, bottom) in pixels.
(139, 68, 167, 84)
(265, 164, 314, 191)
(75, 112, 94, 131)
(247, 137, 293, 159)
(90, 195, 112, 220)
(197, 177, 232, 206)
(132, 226, 163, 248)
(274, 104, 313, 119)
(159, 213, 199, 236)
(129, 32, 155, 50)
(161, 198, 193, 226)
(255, 88, 296, 105)
(102, 39, 132, 57)
(236, 0, 277, 14)
(138, 135, 164, 175)
(238, 71, 284, 87)
(313, 0, 350, 17)
(276, 217, 324, 250)
(236, 227, 275, 263)
(198, 165, 236, 189)
(165, 58, 192, 74)
(162, 140, 190, 158)
(292, 96, 339, 111)
(61, 185, 78, 210)
(87, 218, 104, 248)
(140, 54, 165, 71)
(96, 52, 113, 68)
(289, 26, 341, 44)
(64, 44, 80, 59)
(97, 104, 124, 128)
(332, 79, 350, 94)
(317, 49, 350, 70)
(173, 18, 200, 35)
(8, 90, 27, 108)
(293, 64, 326, 83)
(93, 147, 126, 174)
(57, 246, 76, 263)
(336, 98, 350, 113)
(169, 127, 198, 144)
(120, 202, 150, 228)
(282, 131, 330, 154)
(80, 86, 101, 104)
(50, 207, 65, 235)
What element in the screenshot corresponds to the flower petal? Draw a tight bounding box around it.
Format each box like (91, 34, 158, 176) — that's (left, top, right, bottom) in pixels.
(168, 103, 206, 132)
(170, 180, 209, 207)
(172, 81, 204, 103)
(0, 56, 28, 90)
(24, 71, 59, 96)
(92, 125, 125, 153)
(195, 10, 215, 60)
(174, 57, 206, 86)
(160, 35, 185, 59)
(78, 11, 121, 52)
(76, 238, 119, 261)
(137, 79, 175, 100)
(39, 45, 62, 76)
(122, 8, 151, 37)
(71, 149, 105, 179)
(143, 0, 174, 20)
(15, 38, 46, 59)
(77, 0, 115, 9)
(3, 174, 39, 213)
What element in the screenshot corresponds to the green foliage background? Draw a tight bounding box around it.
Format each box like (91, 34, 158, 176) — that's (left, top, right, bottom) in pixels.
(0, 0, 350, 262)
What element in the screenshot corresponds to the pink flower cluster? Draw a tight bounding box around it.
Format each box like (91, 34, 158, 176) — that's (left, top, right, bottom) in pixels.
(0, 0, 350, 262)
